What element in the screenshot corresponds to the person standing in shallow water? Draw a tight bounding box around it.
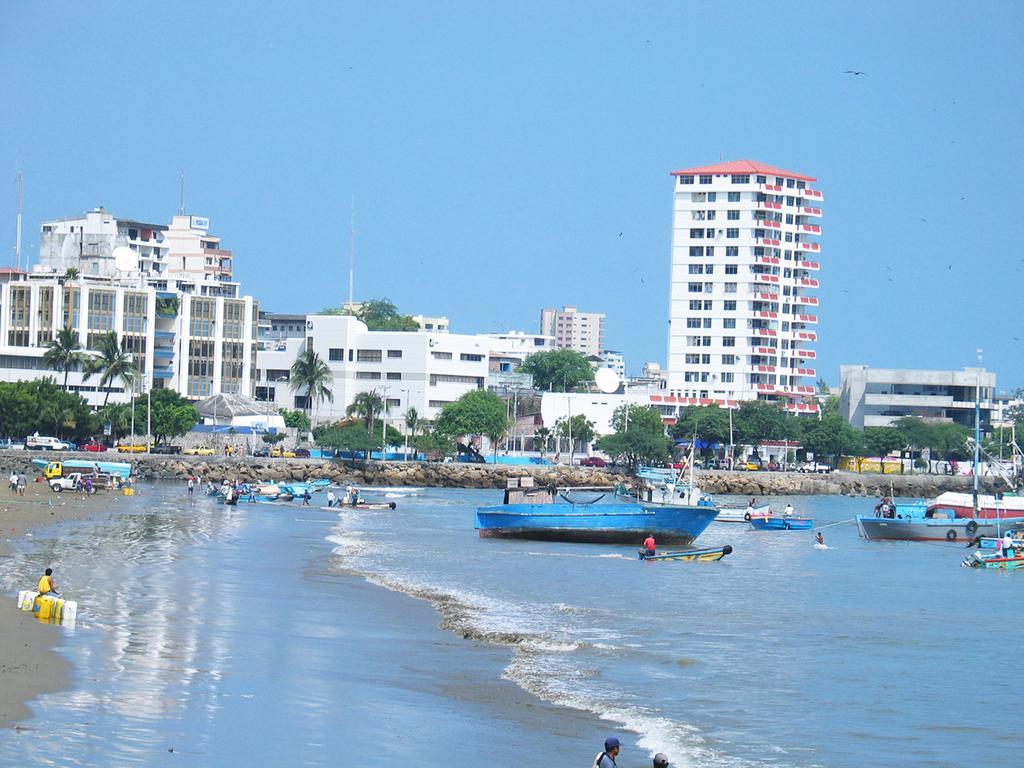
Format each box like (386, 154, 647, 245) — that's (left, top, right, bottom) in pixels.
(593, 736, 620, 767)
(643, 534, 656, 557)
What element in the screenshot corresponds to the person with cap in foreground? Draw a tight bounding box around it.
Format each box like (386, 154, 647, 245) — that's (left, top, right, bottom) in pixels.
(652, 753, 669, 767)
(593, 737, 620, 767)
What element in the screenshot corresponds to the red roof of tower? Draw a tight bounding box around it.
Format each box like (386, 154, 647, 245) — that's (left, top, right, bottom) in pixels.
(670, 160, 816, 182)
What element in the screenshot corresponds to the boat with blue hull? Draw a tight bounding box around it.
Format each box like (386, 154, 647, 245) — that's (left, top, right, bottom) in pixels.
(475, 478, 719, 545)
(750, 516, 814, 531)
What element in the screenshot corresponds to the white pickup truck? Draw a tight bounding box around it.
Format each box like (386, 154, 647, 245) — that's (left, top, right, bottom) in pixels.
(49, 472, 111, 492)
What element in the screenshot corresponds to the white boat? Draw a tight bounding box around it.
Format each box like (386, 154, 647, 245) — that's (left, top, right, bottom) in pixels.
(716, 504, 771, 523)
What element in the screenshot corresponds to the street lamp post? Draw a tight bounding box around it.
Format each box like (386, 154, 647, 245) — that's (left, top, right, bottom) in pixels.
(146, 378, 152, 453)
(401, 388, 410, 460)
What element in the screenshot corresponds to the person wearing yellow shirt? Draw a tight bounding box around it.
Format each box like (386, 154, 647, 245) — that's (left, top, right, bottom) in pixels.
(37, 567, 59, 596)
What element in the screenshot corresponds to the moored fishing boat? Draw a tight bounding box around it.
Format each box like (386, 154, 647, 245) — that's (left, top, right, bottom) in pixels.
(857, 500, 1024, 542)
(322, 501, 397, 511)
(475, 477, 718, 545)
(638, 544, 733, 562)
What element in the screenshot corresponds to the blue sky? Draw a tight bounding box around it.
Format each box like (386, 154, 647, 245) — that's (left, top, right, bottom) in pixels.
(2, 2, 1022, 387)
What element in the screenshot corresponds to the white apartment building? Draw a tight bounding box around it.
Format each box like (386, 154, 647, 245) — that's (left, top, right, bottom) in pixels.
(0, 209, 258, 406)
(597, 350, 625, 379)
(666, 160, 823, 415)
(0, 273, 257, 405)
(39, 209, 236, 291)
(540, 306, 605, 356)
(839, 365, 996, 431)
(254, 314, 490, 426)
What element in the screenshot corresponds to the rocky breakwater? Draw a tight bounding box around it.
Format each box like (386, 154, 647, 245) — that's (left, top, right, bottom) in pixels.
(698, 469, 1009, 498)
(125, 454, 620, 490)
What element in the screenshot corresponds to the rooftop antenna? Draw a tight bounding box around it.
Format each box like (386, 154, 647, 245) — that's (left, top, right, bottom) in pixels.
(179, 171, 186, 215)
(15, 171, 23, 271)
(347, 194, 356, 309)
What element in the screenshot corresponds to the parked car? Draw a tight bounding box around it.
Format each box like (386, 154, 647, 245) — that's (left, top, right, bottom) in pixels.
(252, 447, 270, 458)
(49, 472, 112, 492)
(116, 443, 147, 453)
(739, 461, 761, 471)
(82, 441, 107, 452)
(183, 446, 215, 456)
(798, 461, 833, 474)
(270, 447, 296, 458)
(151, 444, 182, 454)
(293, 448, 311, 458)
(579, 456, 607, 467)
(0, 439, 25, 450)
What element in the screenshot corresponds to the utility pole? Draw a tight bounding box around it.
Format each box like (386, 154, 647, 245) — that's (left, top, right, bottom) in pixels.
(348, 195, 356, 310)
(15, 172, 23, 271)
(179, 172, 186, 215)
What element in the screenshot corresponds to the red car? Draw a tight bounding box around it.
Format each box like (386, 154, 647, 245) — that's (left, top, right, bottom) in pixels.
(82, 441, 107, 452)
(579, 456, 608, 467)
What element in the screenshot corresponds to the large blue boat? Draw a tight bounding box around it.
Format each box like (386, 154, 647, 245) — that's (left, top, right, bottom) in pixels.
(475, 479, 718, 545)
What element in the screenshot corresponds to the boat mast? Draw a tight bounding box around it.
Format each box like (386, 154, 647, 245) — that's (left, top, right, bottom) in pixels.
(973, 352, 982, 519)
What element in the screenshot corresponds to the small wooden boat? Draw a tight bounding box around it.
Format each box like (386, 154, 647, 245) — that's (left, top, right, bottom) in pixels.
(638, 544, 733, 562)
(962, 550, 1024, 570)
(321, 502, 397, 511)
(716, 504, 770, 523)
(749, 516, 814, 531)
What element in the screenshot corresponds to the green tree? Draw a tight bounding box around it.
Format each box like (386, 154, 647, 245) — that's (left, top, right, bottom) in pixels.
(316, 424, 382, 459)
(404, 407, 421, 441)
(800, 414, 863, 464)
(518, 349, 595, 392)
(554, 414, 595, 464)
(435, 390, 510, 456)
(130, 389, 199, 444)
(533, 426, 552, 456)
(864, 426, 904, 458)
(0, 381, 40, 438)
(734, 400, 794, 444)
(347, 390, 386, 433)
(289, 348, 334, 424)
(262, 432, 286, 445)
(354, 299, 421, 331)
(96, 402, 131, 442)
(40, 401, 71, 438)
(597, 404, 671, 471)
(414, 431, 454, 461)
(671, 405, 731, 450)
(89, 331, 139, 406)
(43, 326, 90, 391)
(817, 377, 831, 394)
(63, 267, 79, 281)
(278, 408, 311, 432)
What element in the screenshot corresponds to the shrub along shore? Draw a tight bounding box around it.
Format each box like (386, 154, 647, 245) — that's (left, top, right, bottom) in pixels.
(0, 450, 1006, 497)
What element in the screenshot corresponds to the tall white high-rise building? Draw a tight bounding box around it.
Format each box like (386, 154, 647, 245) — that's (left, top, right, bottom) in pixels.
(666, 160, 822, 414)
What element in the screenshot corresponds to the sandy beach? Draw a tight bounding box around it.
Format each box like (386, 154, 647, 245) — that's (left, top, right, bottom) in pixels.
(0, 478, 117, 728)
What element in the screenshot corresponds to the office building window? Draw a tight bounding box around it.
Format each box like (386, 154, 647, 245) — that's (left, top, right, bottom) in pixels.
(723, 318, 736, 329)
(722, 354, 736, 365)
(731, 175, 750, 184)
(387, 349, 403, 358)
(699, 174, 712, 184)
(726, 228, 739, 238)
(679, 175, 693, 184)
(329, 348, 344, 361)
(431, 351, 453, 360)
(724, 300, 736, 311)
(723, 337, 736, 347)
(727, 210, 740, 220)
(357, 349, 382, 362)
(724, 283, 737, 293)
(728, 191, 741, 202)
(356, 371, 381, 380)
(689, 300, 702, 310)
(386, 372, 402, 380)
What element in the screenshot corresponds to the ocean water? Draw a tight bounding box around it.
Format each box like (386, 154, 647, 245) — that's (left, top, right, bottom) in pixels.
(1, 485, 1021, 766)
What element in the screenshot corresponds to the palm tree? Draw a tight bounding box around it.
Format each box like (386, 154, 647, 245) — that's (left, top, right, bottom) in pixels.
(534, 427, 552, 457)
(91, 332, 139, 406)
(404, 407, 420, 441)
(43, 326, 89, 391)
(347, 390, 385, 434)
(97, 402, 131, 443)
(40, 401, 70, 438)
(63, 267, 80, 282)
(289, 347, 333, 425)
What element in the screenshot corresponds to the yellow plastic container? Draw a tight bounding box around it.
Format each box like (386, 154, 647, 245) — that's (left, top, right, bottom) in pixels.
(33, 595, 64, 624)
(123, 487, 135, 496)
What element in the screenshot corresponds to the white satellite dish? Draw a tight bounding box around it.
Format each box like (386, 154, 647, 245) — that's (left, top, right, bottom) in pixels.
(112, 246, 139, 273)
(595, 366, 620, 394)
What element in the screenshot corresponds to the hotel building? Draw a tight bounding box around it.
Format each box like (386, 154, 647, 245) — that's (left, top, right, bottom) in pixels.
(0, 210, 258, 405)
(666, 160, 823, 414)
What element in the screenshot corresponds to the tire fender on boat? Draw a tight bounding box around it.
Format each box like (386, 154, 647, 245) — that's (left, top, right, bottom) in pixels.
(946, 529, 958, 542)
(744, 512, 752, 521)
(966, 520, 978, 535)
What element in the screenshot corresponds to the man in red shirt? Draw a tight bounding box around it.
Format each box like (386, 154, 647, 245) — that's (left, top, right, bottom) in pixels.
(643, 534, 656, 558)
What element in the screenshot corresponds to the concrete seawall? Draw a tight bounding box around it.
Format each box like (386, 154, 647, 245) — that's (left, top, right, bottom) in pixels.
(0, 450, 1008, 497)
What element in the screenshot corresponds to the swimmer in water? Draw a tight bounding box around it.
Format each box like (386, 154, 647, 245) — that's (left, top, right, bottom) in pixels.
(815, 531, 825, 546)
